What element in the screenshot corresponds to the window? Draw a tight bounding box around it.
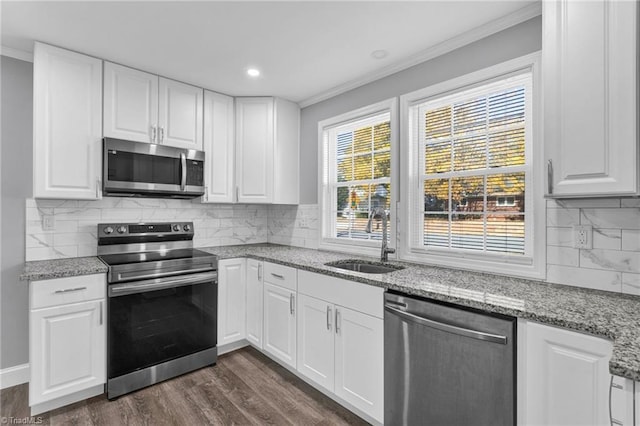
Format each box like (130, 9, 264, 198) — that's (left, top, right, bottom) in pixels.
(401, 54, 544, 278)
(496, 196, 516, 207)
(319, 99, 396, 253)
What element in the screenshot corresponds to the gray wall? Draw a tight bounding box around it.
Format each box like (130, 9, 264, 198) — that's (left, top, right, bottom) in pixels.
(1, 56, 33, 369)
(299, 16, 542, 204)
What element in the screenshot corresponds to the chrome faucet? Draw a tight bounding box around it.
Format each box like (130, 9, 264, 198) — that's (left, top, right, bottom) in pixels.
(365, 206, 395, 262)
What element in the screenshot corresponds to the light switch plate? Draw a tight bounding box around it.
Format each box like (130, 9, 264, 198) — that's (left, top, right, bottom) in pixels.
(573, 225, 592, 249)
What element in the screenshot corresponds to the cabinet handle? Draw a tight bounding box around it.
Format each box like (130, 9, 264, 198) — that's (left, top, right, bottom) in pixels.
(204, 186, 208, 201)
(335, 308, 340, 334)
(96, 179, 101, 199)
(547, 159, 553, 195)
(159, 127, 165, 143)
(54, 287, 87, 294)
(258, 263, 262, 280)
(99, 301, 103, 326)
(151, 126, 157, 142)
(236, 186, 239, 203)
(271, 273, 284, 280)
(289, 294, 295, 315)
(326, 305, 332, 331)
(609, 376, 624, 426)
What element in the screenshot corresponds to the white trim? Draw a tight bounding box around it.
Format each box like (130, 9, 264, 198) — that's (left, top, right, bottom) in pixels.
(1, 46, 34, 62)
(318, 98, 398, 257)
(0, 363, 29, 389)
(399, 52, 545, 280)
(298, 3, 541, 108)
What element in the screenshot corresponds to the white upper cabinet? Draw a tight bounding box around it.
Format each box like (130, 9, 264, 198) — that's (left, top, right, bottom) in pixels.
(158, 77, 203, 150)
(103, 63, 203, 150)
(33, 42, 103, 200)
(544, 0, 638, 197)
(235, 97, 299, 204)
(202, 91, 235, 203)
(103, 62, 158, 143)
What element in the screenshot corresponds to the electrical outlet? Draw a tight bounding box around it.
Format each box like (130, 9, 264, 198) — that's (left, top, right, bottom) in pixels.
(299, 217, 309, 229)
(42, 215, 55, 231)
(573, 225, 592, 249)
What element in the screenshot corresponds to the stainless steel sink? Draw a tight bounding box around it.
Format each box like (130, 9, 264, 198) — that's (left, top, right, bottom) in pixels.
(325, 260, 404, 274)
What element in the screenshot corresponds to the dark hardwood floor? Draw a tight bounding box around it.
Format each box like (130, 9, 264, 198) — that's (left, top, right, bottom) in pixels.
(0, 347, 369, 425)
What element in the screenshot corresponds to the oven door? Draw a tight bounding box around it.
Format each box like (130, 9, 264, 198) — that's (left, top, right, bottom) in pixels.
(103, 137, 204, 198)
(107, 271, 217, 381)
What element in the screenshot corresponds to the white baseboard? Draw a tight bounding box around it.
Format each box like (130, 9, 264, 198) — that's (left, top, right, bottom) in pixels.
(0, 363, 29, 389)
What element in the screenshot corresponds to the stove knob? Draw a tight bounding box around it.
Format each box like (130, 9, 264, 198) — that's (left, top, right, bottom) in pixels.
(103, 226, 114, 235)
(117, 226, 127, 234)
(172, 224, 180, 232)
(183, 224, 191, 232)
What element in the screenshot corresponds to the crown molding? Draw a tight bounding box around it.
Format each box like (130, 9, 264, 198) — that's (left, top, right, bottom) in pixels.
(298, 2, 542, 109)
(1, 46, 34, 63)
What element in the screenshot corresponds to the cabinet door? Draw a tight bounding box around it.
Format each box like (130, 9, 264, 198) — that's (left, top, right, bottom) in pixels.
(272, 98, 300, 205)
(103, 62, 158, 143)
(245, 259, 263, 349)
(610, 375, 635, 426)
(202, 91, 235, 203)
(525, 322, 612, 425)
(544, 0, 637, 196)
(263, 282, 296, 368)
(296, 294, 334, 392)
(29, 300, 105, 405)
(33, 42, 103, 200)
(236, 97, 274, 203)
(334, 306, 383, 423)
(217, 259, 246, 346)
(158, 78, 204, 150)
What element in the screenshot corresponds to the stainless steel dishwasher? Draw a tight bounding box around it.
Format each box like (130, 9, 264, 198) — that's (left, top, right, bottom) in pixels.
(385, 291, 516, 426)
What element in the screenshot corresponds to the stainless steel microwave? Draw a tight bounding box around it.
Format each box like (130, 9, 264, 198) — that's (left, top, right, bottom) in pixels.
(103, 138, 205, 198)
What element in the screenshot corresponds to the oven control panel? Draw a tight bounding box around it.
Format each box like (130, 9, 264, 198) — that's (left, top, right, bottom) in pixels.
(98, 222, 195, 236)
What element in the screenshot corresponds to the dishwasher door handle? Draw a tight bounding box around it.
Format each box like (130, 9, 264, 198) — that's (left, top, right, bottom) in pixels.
(384, 305, 508, 345)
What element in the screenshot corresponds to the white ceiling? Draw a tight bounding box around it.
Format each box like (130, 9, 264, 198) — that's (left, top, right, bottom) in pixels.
(1, 1, 538, 106)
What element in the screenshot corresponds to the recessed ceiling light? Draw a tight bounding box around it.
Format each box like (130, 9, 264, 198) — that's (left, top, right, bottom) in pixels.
(371, 50, 388, 60)
(247, 68, 261, 77)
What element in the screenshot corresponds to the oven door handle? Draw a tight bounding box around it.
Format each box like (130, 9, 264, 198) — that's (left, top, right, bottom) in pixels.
(109, 271, 217, 297)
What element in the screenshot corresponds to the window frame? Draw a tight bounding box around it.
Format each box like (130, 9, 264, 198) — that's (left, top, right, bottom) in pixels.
(399, 53, 544, 279)
(318, 98, 398, 256)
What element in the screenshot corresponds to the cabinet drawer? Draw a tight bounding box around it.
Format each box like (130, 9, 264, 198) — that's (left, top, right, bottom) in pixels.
(298, 270, 383, 318)
(264, 262, 297, 291)
(30, 274, 106, 310)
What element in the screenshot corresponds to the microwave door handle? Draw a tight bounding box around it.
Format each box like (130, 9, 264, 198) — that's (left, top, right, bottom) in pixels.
(180, 153, 187, 192)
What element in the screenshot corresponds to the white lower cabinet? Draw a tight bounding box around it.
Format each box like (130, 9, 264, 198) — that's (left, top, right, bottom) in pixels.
(523, 321, 635, 426)
(297, 294, 335, 391)
(245, 259, 264, 348)
(263, 281, 297, 368)
(217, 258, 246, 346)
(297, 270, 384, 423)
(29, 274, 106, 415)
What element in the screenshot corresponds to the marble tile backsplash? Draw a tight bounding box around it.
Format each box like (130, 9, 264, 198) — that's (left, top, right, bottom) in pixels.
(25, 198, 269, 260)
(267, 204, 319, 249)
(25, 198, 320, 261)
(546, 198, 640, 296)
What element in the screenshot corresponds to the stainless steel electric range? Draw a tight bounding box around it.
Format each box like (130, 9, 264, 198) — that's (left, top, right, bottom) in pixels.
(97, 222, 218, 399)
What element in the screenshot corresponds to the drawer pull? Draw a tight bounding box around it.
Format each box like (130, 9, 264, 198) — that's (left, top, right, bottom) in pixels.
(54, 287, 87, 294)
(271, 273, 285, 280)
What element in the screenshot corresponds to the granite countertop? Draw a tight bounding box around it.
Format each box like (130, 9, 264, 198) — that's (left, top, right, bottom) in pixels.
(20, 256, 108, 281)
(21, 243, 640, 381)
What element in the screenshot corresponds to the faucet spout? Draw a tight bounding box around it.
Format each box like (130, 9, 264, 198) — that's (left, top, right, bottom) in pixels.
(365, 207, 395, 262)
